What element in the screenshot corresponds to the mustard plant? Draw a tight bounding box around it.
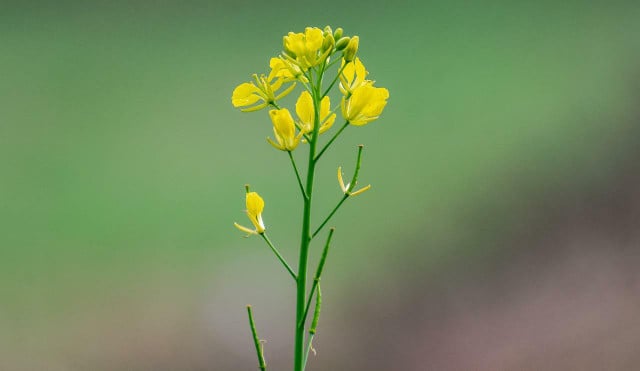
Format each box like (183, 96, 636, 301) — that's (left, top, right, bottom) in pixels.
(231, 26, 389, 371)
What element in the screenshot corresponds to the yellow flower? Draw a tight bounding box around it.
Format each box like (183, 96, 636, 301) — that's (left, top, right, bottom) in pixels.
(234, 191, 266, 235)
(337, 166, 371, 197)
(295, 91, 336, 134)
(339, 57, 371, 96)
(283, 27, 332, 70)
(231, 70, 297, 112)
(341, 85, 389, 126)
(268, 57, 307, 83)
(267, 109, 304, 151)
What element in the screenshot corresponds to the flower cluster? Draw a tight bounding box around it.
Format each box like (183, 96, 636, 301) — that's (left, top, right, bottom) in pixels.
(231, 26, 389, 158)
(232, 26, 389, 235)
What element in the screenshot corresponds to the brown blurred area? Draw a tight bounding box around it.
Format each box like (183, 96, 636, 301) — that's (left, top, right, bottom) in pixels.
(321, 109, 640, 370)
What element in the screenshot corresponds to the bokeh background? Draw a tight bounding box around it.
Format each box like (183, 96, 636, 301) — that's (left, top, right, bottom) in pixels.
(2, 1, 640, 370)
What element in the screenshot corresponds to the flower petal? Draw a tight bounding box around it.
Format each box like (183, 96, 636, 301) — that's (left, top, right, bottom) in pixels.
(232, 82, 261, 107)
(295, 91, 314, 132)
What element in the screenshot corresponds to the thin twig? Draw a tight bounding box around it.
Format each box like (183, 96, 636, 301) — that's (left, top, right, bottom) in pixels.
(288, 151, 308, 200)
(301, 229, 334, 326)
(261, 233, 297, 280)
(247, 305, 267, 371)
(314, 121, 349, 162)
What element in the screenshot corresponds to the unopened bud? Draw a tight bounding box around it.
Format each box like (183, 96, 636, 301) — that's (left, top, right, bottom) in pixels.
(322, 33, 335, 52)
(333, 27, 343, 41)
(324, 25, 333, 36)
(335, 36, 350, 51)
(343, 36, 359, 62)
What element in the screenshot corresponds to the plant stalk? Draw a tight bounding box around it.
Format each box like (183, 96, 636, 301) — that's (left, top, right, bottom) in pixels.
(294, 75, 323, 371)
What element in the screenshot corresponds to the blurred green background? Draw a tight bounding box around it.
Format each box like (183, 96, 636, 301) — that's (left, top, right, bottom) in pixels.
(2, 1, 640, 370)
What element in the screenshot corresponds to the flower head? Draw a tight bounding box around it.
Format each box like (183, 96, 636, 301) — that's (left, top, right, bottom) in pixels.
(295, 91, 336, 135)
(268, 57, 307, 83)
(232, 66, 297, 112)
(267, 108, 304, 151)
(283, 27, 332, 70)
(234, 191, 266, 235)
(341, 85, 389, 126)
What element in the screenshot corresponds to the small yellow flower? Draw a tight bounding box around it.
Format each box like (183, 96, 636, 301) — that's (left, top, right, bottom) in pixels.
(295, 91, 336, 134)
(339, 57, 371, 96)
(234, 191, 266, 235)
(267, 109, 304, 151)
(283, 27, 332, 70)
(232, 70, 297, 112)
(268, 57, 307, 83)
(337, 166, 371, 197)
(341, 85, 389, 126)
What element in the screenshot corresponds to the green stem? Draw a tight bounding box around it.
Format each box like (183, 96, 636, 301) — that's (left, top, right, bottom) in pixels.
(347, 145, 365, 193)
(294, 73, 323, 371)
(288, 151, 307, 200)
(314, 121, 349, 162)
(302, 284, 322, 370)
(247, 305, 267, 371)
(261, 233, 297, 281)
(293, 121, 312, 143)
(326, 57, 341, 69)
(313, 145, 364, 238)
(301, 228, 334, 327)
(322, 62, 348, 97)
(310, 284, 322, 334)
(312, 196, 347, 238)
(302, 334, 315, 371)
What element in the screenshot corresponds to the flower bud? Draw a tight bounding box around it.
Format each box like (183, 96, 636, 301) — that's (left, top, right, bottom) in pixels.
(333, 27, 343, 41)
(324, 25, 333, 36)
(343, 36, 359, 62)
(335, 36, 350, 51)
(322, 33, 335, 52)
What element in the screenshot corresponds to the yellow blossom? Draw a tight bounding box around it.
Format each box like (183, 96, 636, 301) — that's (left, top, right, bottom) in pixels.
(283, 27, 332, 70)
(267, 109, 304, 151)
(295, 91, 336, 134)
(232, 70, 297, 112)
(339, 57, 371, 96)
(268, 57, 307, 83)
(234, 191, 266, 235)
(341, 85, 389, 126)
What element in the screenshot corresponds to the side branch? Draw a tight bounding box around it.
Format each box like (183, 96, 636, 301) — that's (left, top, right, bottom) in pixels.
(313, 145, 366, 238)
(321, 61, 348, 98)
(314, 121, 349, 162)
(302, 284, 322, 370)
(288, 151, 308, 200)
(312, 197, 347, 238)
(261, 233, 297, 280)
(300, 228, 334, 327)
